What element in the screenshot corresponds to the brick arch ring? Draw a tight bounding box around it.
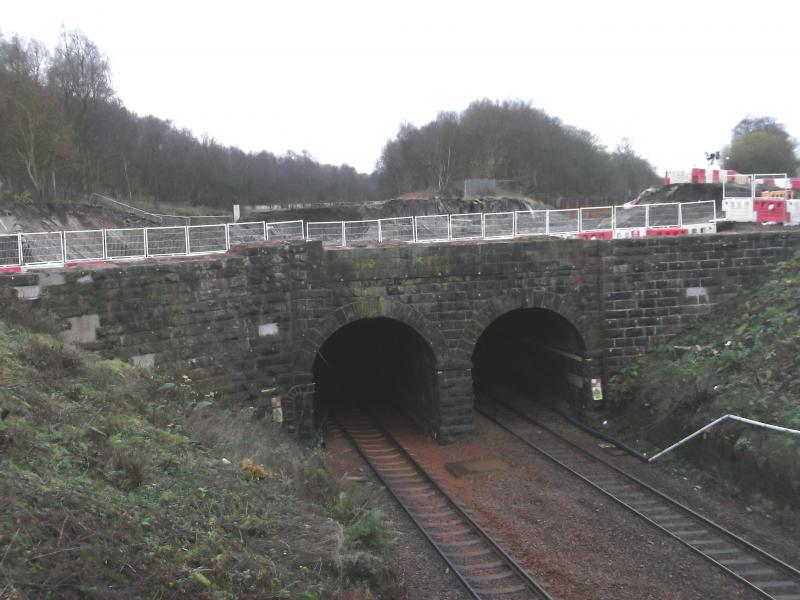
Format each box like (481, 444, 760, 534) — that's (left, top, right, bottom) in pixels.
(452, 289, 588, 365)
(291, 297, 451, 379)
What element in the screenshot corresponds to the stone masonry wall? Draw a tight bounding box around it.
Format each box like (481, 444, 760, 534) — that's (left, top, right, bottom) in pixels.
(2, 230, 799, 441)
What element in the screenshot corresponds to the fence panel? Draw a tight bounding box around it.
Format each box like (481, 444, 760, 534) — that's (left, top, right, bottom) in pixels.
(267, 220, 305, 241)
(379, 217, 414, 243)
(580, 206, 613, 231)
(344, 220, 379, 246)
(228, 222, 265, 246)
(21, 232, 64, 264)
(648, 203, 681, 227)
(515, 210, 548, 236)
(450, 213, 483, 240)
(681, 200, 716, 225)
(307, 222, 344, 247)
(414, 215, 450, 242)
(105, 228, 146, 259)
(614, 205, 648, 229)
(64, 230, 105, 262)
(187, 224, 228, 254)
(483, 212, 515, 239)
(548, 209, 580, 234)
(146, 226, 188, 256)
(0, 234, 21, 266)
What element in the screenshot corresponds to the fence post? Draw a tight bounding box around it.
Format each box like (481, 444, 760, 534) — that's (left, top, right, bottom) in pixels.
(413, 216, 418, 243)
(16, 234, 22, 266)
(263, 221, 269, 242)
(578, 208, 583, 233)
(144, 228, 150, 257)
(645, 204, 650, 228)
(545, 211, 550, 235)
(513, 212, 518, 237)
(102, 229, 108, 260)
(184, 226, 190, 255)
(341, 222, 346, 247)
(678, 203, 683, 227)
(378, 219, 383, 244)
(61, 232, 67, 264)
(224, 223, 231, 251)
(481, 214, 486, 239)
(447, 215, 452, 241)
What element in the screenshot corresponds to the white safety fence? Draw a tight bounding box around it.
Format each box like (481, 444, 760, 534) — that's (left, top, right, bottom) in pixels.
(0, 220, 304, 268)
(305, 201, 717, 247)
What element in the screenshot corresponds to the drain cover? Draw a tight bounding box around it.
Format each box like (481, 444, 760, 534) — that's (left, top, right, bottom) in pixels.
(445, 458, 511, 478)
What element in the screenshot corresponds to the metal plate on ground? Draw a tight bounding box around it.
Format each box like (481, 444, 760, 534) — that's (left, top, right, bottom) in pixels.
(445, 458, 511, 478)
(598, 442, 629, 456)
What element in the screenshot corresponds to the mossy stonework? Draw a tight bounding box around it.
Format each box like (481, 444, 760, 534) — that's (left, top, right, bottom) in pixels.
(3, 231, 800, 441)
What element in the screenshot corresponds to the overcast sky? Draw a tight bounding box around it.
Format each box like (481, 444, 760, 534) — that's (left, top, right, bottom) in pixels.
(4, 0, 799, 176)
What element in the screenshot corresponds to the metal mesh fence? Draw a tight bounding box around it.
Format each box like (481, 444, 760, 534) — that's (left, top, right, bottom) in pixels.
(614, 205, 647, 229)
(379, 217, 414, 243)
(64, 230, 104, 261)
(105, 229, 146, 259)
(228, 222, 265, 245)
(414, 215, 450, 242)
(681, 201, 716, 225)
(0, 234, 21, 266)
(21, 232, 63, 264)
(267, 220, 305, 241)
(188, 225, 227, 254)
(344, 220, 379, 246)
(648, 203, 680, 227)
(549, 209, 579, 234)
(146, 227, 187, 256)
(483, 212, 514, 238)
(515, 210, 548, 235)
(580, 206, 613, 231)
(307, 222, 344, 247)
(450, 214, 483, 240)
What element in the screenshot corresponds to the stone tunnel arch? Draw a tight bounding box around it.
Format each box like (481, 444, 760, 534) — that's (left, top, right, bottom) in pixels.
(290, 298, 450, 435)
(456, 290, 598, 413)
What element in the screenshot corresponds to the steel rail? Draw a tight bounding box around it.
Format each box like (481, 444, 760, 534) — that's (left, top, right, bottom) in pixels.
(332, 411, 555, 600)
(476, 397, 800, 600)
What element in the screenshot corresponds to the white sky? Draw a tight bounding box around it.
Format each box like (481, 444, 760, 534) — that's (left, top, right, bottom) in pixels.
(4, 0, 799, 176)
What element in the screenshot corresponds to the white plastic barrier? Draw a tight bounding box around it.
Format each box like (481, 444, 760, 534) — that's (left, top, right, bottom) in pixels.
(105, 228, 146, 259)
(64, 230, 105, 262)
(379, 217, 415, 243)
(0, 234, 21, 266)
(722, 198, 756, 222)
(414, 215, 450, 242)
(450, 213, 483, 240)
(21, 232, 64, 265)
(788, 200, 800, 224)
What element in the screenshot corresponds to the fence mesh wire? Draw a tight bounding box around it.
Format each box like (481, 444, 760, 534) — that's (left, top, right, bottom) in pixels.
(105, 229, 146, 259)
(614, 205, 647, 229)
(483, 212, 514, 238)
(188, 225, 227, 254)
(344, 220, 379, 246)
(648, 203, 681, 227)
(267, 220, 305, 241)
(379, 217, 414, 243)
(146, 227, 187, 256)
(580, 206, 613, 231)
(228, 222, 265, 246)
(450, 213, 483, 239)
(681, 201, 716, 225)
(307, 222, 344, 247)
(549, 209, 580, 234)
(515, 210, 548, 235)
(21, 232, 63, 264)
(64, 230, 104, 261)
(0, 234, 20, 266)
(415, 215, 449, 242)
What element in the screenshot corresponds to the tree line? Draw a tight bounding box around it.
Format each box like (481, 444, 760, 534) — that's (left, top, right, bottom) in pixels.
(0, 30, 376, 207)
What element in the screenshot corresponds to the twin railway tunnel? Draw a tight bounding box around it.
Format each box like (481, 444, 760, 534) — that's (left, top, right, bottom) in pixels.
(311, 308, 590, 435)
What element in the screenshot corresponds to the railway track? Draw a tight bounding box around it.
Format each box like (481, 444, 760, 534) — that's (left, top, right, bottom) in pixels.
(476, 397, 800, 600)
(329, 411, 555, 600)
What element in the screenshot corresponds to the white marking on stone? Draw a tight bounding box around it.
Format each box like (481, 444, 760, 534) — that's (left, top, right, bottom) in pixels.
(61, 314, 100, 344)
(258, 323, 279, 337)
(686, 286, 709, 303)
(132, 354, 155, 370)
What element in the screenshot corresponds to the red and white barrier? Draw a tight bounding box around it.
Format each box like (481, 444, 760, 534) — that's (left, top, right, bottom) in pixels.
(665, 169, 750, 186)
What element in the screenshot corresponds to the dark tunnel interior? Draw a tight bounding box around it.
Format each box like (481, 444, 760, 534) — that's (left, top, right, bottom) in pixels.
(472, 308, 589, 412)
(312, 318, 439, 432)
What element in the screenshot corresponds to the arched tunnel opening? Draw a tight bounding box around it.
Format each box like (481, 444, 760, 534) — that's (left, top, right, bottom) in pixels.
(472, 308, 590, 415)
(312, 318, 439, 433)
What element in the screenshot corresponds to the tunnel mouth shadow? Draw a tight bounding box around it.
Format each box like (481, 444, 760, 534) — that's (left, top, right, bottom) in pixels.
(472, 307, 589, 416)
(312, 317, 439, 435)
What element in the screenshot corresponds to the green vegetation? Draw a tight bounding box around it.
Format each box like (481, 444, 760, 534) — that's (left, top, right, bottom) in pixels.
(610, 250, 800, 508)
(0, 311, 400, 598)
(724, 116, 799, 176)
